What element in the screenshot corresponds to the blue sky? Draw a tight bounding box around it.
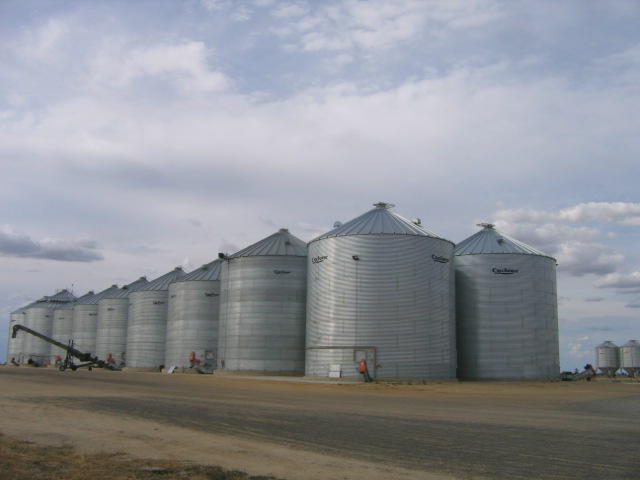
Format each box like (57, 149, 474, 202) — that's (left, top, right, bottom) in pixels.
(1, 0, 639, 372)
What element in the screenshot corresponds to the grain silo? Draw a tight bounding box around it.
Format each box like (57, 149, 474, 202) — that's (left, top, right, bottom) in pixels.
(306, 202, 456, 380)
(620, 340, 640, 378)
(217, 228, 308, 374)
(71, 285, 120, 355)
(22, 289, 77, 365)
(126, 267, 186, 369)
(8, 305, 31, 364)
(95, 277, 148, 367)
(596, 341, 620, 377)
(165, 260, 222, 370)
(455, 224, 559, 380)
(50, 291, 95, 363)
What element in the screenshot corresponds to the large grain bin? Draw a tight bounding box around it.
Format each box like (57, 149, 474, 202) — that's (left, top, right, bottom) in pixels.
(596, 341, 620, 377)
(165, 260, 222, 370)
(71, 285, 120, 355)
(455, 224, 559, 380)
(620, 340, 640, 378)
(217, 228, 308, 374)
(22, 289, 76, 365)
(50, 291, 94, 363)
(8, 305, 31, 364)
(306, 202, 456, 380)
(95, 277, 148, 367)
(126, 268, 186, 369)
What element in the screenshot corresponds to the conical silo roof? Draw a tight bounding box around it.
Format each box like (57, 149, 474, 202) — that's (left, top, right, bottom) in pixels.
(27, 289, 77, 309)
(173, 259, 222, 282)
(58, 290, 96, 310)
(229, 229, 307, 258)
(75, 285, 120, 304)
(311, 202, 450, 242)
(137, 267, 186, 291)
(455, 223, 554, 259)
(102, 277, 149, 299)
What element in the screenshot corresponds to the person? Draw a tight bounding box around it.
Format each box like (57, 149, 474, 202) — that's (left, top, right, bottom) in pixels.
(10, 357, 20, 366)
(358, 358, 372, 383)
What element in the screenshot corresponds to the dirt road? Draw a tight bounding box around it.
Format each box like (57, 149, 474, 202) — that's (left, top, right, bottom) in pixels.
(1, 367, 638, 479)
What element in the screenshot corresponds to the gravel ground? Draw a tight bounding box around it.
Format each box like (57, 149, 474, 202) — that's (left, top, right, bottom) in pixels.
(1, 367, 639, 480)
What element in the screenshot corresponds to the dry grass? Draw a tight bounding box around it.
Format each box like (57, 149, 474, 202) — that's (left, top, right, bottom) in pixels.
(0, 433, 279, 480)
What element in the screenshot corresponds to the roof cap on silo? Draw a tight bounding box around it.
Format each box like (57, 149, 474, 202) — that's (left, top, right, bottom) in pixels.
(597, 341, 619, 348)
(173, 259, 223, 282)
(310, 202, 451, 243)
(227, 229, 307, 258)
(455, 223, 555, 259)
(136, 267, 186, 291)
(623, 340, 640, 347)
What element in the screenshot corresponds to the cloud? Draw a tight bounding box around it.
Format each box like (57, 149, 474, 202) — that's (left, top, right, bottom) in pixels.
(493, 203, 639, 277)
(585, 297, 604, 302)
(90, 41, 230, 95)
(595, 271, 640, 289)
(0, 225, 103, 262)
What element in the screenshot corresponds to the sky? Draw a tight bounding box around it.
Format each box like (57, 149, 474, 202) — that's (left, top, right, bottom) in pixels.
(1, 0, 639, 372)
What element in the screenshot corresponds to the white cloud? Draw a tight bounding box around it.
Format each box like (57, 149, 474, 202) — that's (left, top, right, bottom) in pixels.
(90, 41, 230, 95)
(595, 272, 640, 289)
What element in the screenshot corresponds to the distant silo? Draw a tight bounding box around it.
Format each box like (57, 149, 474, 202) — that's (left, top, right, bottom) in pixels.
(620, 340, 640, 378)
(22, 289, 77, 365)
(217, 228, 308, 374)
(596, 341, 620, 377)
(455, 224, 559, 380)
(8, 305, 31, 364)
(165, 260, 222, 370)
(95, 277, 148, 367)
(71, 285, 120, 355)
(126, 268, 186, 369)
(306, 202, 456, 380)
(50, 291, 95, 363)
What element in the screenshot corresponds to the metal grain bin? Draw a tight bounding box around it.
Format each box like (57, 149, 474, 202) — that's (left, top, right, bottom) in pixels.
(71, 285, 120, 355)
(165, 260, 222, 370)
(126, 268, 186, 369)
(455, 224, 559, 380)
(620, 340, 640, 378)
(50, 291, 94, 363)
(596, 341, 620, 377)
(22, 289, 76, 365)
(306, 202, 456, 380)
(95, 277, 148, 367)
(8, 306, 30, 364)
(217, 229, 308, 374)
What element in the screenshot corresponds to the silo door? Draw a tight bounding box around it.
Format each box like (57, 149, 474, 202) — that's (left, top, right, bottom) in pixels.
(354, 348, 376, 379)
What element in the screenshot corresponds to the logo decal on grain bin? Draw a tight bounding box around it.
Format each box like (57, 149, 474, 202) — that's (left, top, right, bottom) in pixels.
(492, 268, 519, 274)
(312, 256, 328, 264)
(432, 255, 450, 263)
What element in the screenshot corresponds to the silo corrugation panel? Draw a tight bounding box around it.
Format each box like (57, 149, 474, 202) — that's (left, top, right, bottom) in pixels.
(165, 260, 222, 369)
(596, 341, 620, 377)
(455, 224, 559, 380)
(621, 340, 640, 378)
(305, 203, 456, 380)
(126, 268, 186, 369)
(50, 291, 95, 362)
(95, 277, 148, 366)
(217, 229, 308, 374)
(22, 290, 76, 364)
(71, 285, 120, 355)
